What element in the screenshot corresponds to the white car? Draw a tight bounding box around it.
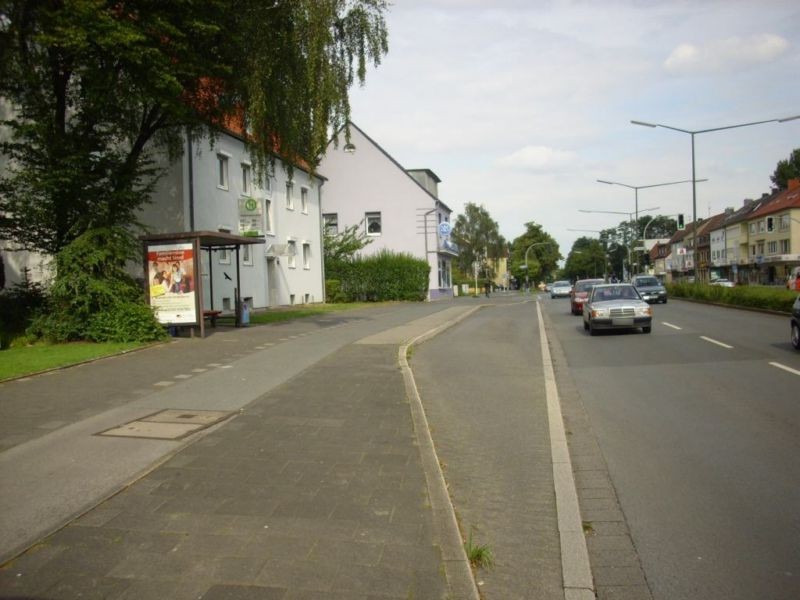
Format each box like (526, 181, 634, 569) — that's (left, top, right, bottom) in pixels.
(550, 281, 572, 298)
(710, 278, 735, 288)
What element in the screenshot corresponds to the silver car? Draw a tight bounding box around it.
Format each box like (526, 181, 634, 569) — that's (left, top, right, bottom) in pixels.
(550, 280, 573, 298)
(583, 284, 653, 335)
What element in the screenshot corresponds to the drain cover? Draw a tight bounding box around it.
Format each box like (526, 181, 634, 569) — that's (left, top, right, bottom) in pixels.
(97, 409, 234, 440)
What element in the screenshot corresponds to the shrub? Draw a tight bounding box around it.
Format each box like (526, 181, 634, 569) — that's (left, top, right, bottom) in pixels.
(665, 282, 796, 313)
(337, 251, 429, 302)
(0, 272, 47, 348)
(325, 279, 348, 303)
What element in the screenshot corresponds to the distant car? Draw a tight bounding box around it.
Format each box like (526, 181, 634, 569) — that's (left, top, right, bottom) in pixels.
(583, 283, 652, 335)
(711, 278, 736, 288)
(630, 275, 667, 304)
(791, 295, 800, 350)
(570, 278, 605, 315)
(550, 281, 572, 298)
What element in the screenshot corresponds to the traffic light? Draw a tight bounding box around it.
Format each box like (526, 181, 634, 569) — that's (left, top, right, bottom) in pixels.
(677, 213, 685, 230)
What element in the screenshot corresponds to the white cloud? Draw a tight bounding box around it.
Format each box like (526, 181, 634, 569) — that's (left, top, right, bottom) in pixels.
(496, 146, 577, 171)
(664, 34, 789, 74)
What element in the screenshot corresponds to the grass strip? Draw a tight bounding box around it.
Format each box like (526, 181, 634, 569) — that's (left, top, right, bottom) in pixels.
(0, 341, 142, 381)
(246, 302, 381, 325)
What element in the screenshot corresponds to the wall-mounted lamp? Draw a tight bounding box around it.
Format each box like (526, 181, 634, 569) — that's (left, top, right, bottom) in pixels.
(343, 143, 356, 154)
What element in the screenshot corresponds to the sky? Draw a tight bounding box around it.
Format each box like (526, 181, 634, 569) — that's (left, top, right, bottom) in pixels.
(347, 0, 800, 257)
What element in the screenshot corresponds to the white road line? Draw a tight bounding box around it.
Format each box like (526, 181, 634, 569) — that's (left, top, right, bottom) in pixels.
(770, 362, 800, 377)
(662, 322, 682, 330)
(700, 336, 734, 349)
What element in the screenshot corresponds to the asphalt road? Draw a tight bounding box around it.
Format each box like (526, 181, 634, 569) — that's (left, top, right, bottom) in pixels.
(542, 294, 800, 600)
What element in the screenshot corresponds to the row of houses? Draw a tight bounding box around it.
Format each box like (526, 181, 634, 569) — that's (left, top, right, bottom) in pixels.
(1, 121, 460, 310)
(649, 179, 800, 285)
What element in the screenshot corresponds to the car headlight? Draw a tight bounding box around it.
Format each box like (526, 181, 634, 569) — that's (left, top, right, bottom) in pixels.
(591, 307, 610, 318)
(634, 306, 652, 317)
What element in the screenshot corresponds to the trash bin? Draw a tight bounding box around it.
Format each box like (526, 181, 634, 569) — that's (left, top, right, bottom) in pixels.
(240, 300, 250, 326)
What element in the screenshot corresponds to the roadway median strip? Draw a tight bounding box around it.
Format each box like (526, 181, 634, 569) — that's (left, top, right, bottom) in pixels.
(700, 336, 733, 349)
(662, 322, 682, 330)
(769, 362, 800, 377)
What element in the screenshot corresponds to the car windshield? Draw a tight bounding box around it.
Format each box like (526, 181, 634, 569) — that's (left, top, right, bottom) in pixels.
(592, 286, 640, 301)
(554, 281, 571, 287)
(634, 277, 659, 287)
(575, 281, 599, 292)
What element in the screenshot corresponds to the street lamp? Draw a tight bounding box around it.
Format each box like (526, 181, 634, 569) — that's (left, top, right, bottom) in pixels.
(523, 241, 556, 292)
(578, 207, 660, 276)
(631, 114, 800, 281)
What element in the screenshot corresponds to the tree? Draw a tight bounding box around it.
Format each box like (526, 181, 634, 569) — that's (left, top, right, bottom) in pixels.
(563, 237, 605, 281)
(508, 222, 560, 287)
(0, 0, 389, 255)
(451, 203, 506, 280)
(323, 221, 372, 278)
(771, 148, 800, 191)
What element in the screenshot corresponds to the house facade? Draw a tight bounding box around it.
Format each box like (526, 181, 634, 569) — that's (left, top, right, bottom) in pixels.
(319, 123, 458, 300)
(140, 129, 326, 311)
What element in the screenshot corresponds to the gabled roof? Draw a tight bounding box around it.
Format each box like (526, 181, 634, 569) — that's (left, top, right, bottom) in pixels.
(721, 195, 774, 227)
(747, 182, 800, 219)
(328, 121, 452, 213)
(696, 212, 728, 237)
(668, 221, 696, 244)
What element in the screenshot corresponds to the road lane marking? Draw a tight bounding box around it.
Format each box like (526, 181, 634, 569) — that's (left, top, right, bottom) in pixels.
(662, 322, 682, 330)
(700, 336, 733, 349)
(770, 362, 800, 377)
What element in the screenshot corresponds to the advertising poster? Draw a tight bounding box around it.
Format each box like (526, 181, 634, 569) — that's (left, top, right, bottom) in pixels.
(146, 242, 198, 324)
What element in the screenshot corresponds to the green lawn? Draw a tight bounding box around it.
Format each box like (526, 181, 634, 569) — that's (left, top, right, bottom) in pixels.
(246, 302, 380, 325)
(0, 341, 142, 382)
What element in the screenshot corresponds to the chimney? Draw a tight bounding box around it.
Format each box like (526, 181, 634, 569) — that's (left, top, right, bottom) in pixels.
(788, 178, 800, 191)
(724, 207, 734, 216)
(743, 198, 754, 207)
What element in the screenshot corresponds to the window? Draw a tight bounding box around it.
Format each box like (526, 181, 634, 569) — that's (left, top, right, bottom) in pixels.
(780, 239, 791, 254)
(241, 164, 251, 194)
(323, 213, 338, 235)
(222, 297, 231, 311)
(217, 154, 229, 189)
(780, 214, 790, 231)
(303, 243, 311, 269)
(751, 245, 756, 256)
(767, 241, 778, 254)
(260, 199, 272, 234)
(304, 293, 310, 304)
(219, 248, 231, 264)
(757, 241, 765, 255)
(366, 212, 382, 236)
(287, 240, 297, 268)
(301, 187, 308, 214)
(290, 294, 295, 305)
(749, 223, 756, 234)
(767, 216, 774, 232)
(758, 220, 766, 233)
(286, 182, 294, 209)
(242, 244, 253, 266)
(264, 173, 272, 193)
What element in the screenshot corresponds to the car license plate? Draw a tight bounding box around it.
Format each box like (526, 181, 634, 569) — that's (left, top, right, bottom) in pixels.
(613, 317, 633, 326)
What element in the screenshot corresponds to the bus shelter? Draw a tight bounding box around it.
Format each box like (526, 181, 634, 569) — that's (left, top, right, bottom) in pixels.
(141, 231, 265, 338)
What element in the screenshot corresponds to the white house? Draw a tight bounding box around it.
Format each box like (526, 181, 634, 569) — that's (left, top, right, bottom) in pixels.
(319, 122, 458, 299)
(140, 128, 326, 311)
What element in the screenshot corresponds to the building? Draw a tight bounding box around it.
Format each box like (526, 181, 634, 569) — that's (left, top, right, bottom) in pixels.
(319, 123, 458, 299)
(141, 129, 326, 311)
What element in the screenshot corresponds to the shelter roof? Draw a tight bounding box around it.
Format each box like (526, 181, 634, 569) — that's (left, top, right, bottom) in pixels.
(141, 231, 265, 248)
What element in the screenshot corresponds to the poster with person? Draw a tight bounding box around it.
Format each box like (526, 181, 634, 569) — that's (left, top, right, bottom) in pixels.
(146, 242, 198, 324)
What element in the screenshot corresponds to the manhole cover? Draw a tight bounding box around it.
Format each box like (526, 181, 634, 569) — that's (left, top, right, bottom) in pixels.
(97, 409, 234, 440)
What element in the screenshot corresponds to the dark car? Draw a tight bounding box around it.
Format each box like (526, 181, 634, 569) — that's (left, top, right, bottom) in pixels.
(570, 278, 605, 315)
(630, 275, 667, 304)
(583, 283, 652, 335)
(791, 295, 800, 350)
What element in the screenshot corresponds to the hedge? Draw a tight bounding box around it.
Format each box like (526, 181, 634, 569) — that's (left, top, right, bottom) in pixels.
(666, 282, 797, 313)
(327, 250, 429, 302)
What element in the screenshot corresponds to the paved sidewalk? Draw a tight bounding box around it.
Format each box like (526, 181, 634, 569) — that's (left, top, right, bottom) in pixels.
(0, 342, 450, 599)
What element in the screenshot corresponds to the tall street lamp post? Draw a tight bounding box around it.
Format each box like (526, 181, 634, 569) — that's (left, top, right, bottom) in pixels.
(523, 241, 556, 292)
(631, 114, 800, 281)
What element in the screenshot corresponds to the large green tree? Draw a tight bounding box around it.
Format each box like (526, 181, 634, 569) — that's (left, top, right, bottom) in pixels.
(563, 237, 606, 281)
(0, 0, 389, 255)
(451, 203, 506, 280)
(771, 148, 800, 191)
(508, 222, 560, 287)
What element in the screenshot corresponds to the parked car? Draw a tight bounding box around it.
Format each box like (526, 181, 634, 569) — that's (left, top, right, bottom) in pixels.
(791, 295, 800, 350)
(630, 275, 667, 303)
(583, 283, 652, 335)
(550, 281, 572, 298)
(711, 278, 736, 288)
(570, 278, 605, 315)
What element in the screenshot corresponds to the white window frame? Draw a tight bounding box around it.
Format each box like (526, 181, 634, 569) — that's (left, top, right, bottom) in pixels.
(758, 220, 766, 233)
(780, 239, 790, 254)
(286, 182, 294, 210)
(323, 213, 338, 235)
(264, 199, 273, 234)
(287, 240, 297, 268)
(217, 154, 229, 190)
(301, 187, 309, 214)
(767, 240, 778, 255)
(303, 243, 311, 269)
(219, 248, 231, 264)
(242, 243, 253, 266)
(780, 214, 790, 231)
(749, 222, 756, 234)
(366, 211, 382, 236)
(241, 163, 251, 195)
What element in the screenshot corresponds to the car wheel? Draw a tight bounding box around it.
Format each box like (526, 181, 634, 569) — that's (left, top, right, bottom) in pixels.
(792, 322, 800, 350)
(642, 326, 652, 334)
(583, 319, 589, 331)
(663, 298, 667, 304)
(589, 321, 597, 336)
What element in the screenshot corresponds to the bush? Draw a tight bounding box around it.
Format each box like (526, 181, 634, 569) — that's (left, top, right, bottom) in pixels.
(86, 301, 167, 343)
(336, 251, 429, 302)
(666, 282, 796, 312)
(325, 279, 348, 303)
(0, 272, 47, 348)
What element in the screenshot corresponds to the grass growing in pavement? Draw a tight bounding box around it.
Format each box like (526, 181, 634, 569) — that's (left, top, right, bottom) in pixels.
(0, 341, 142, 381)
(464, 528, 495, 570)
